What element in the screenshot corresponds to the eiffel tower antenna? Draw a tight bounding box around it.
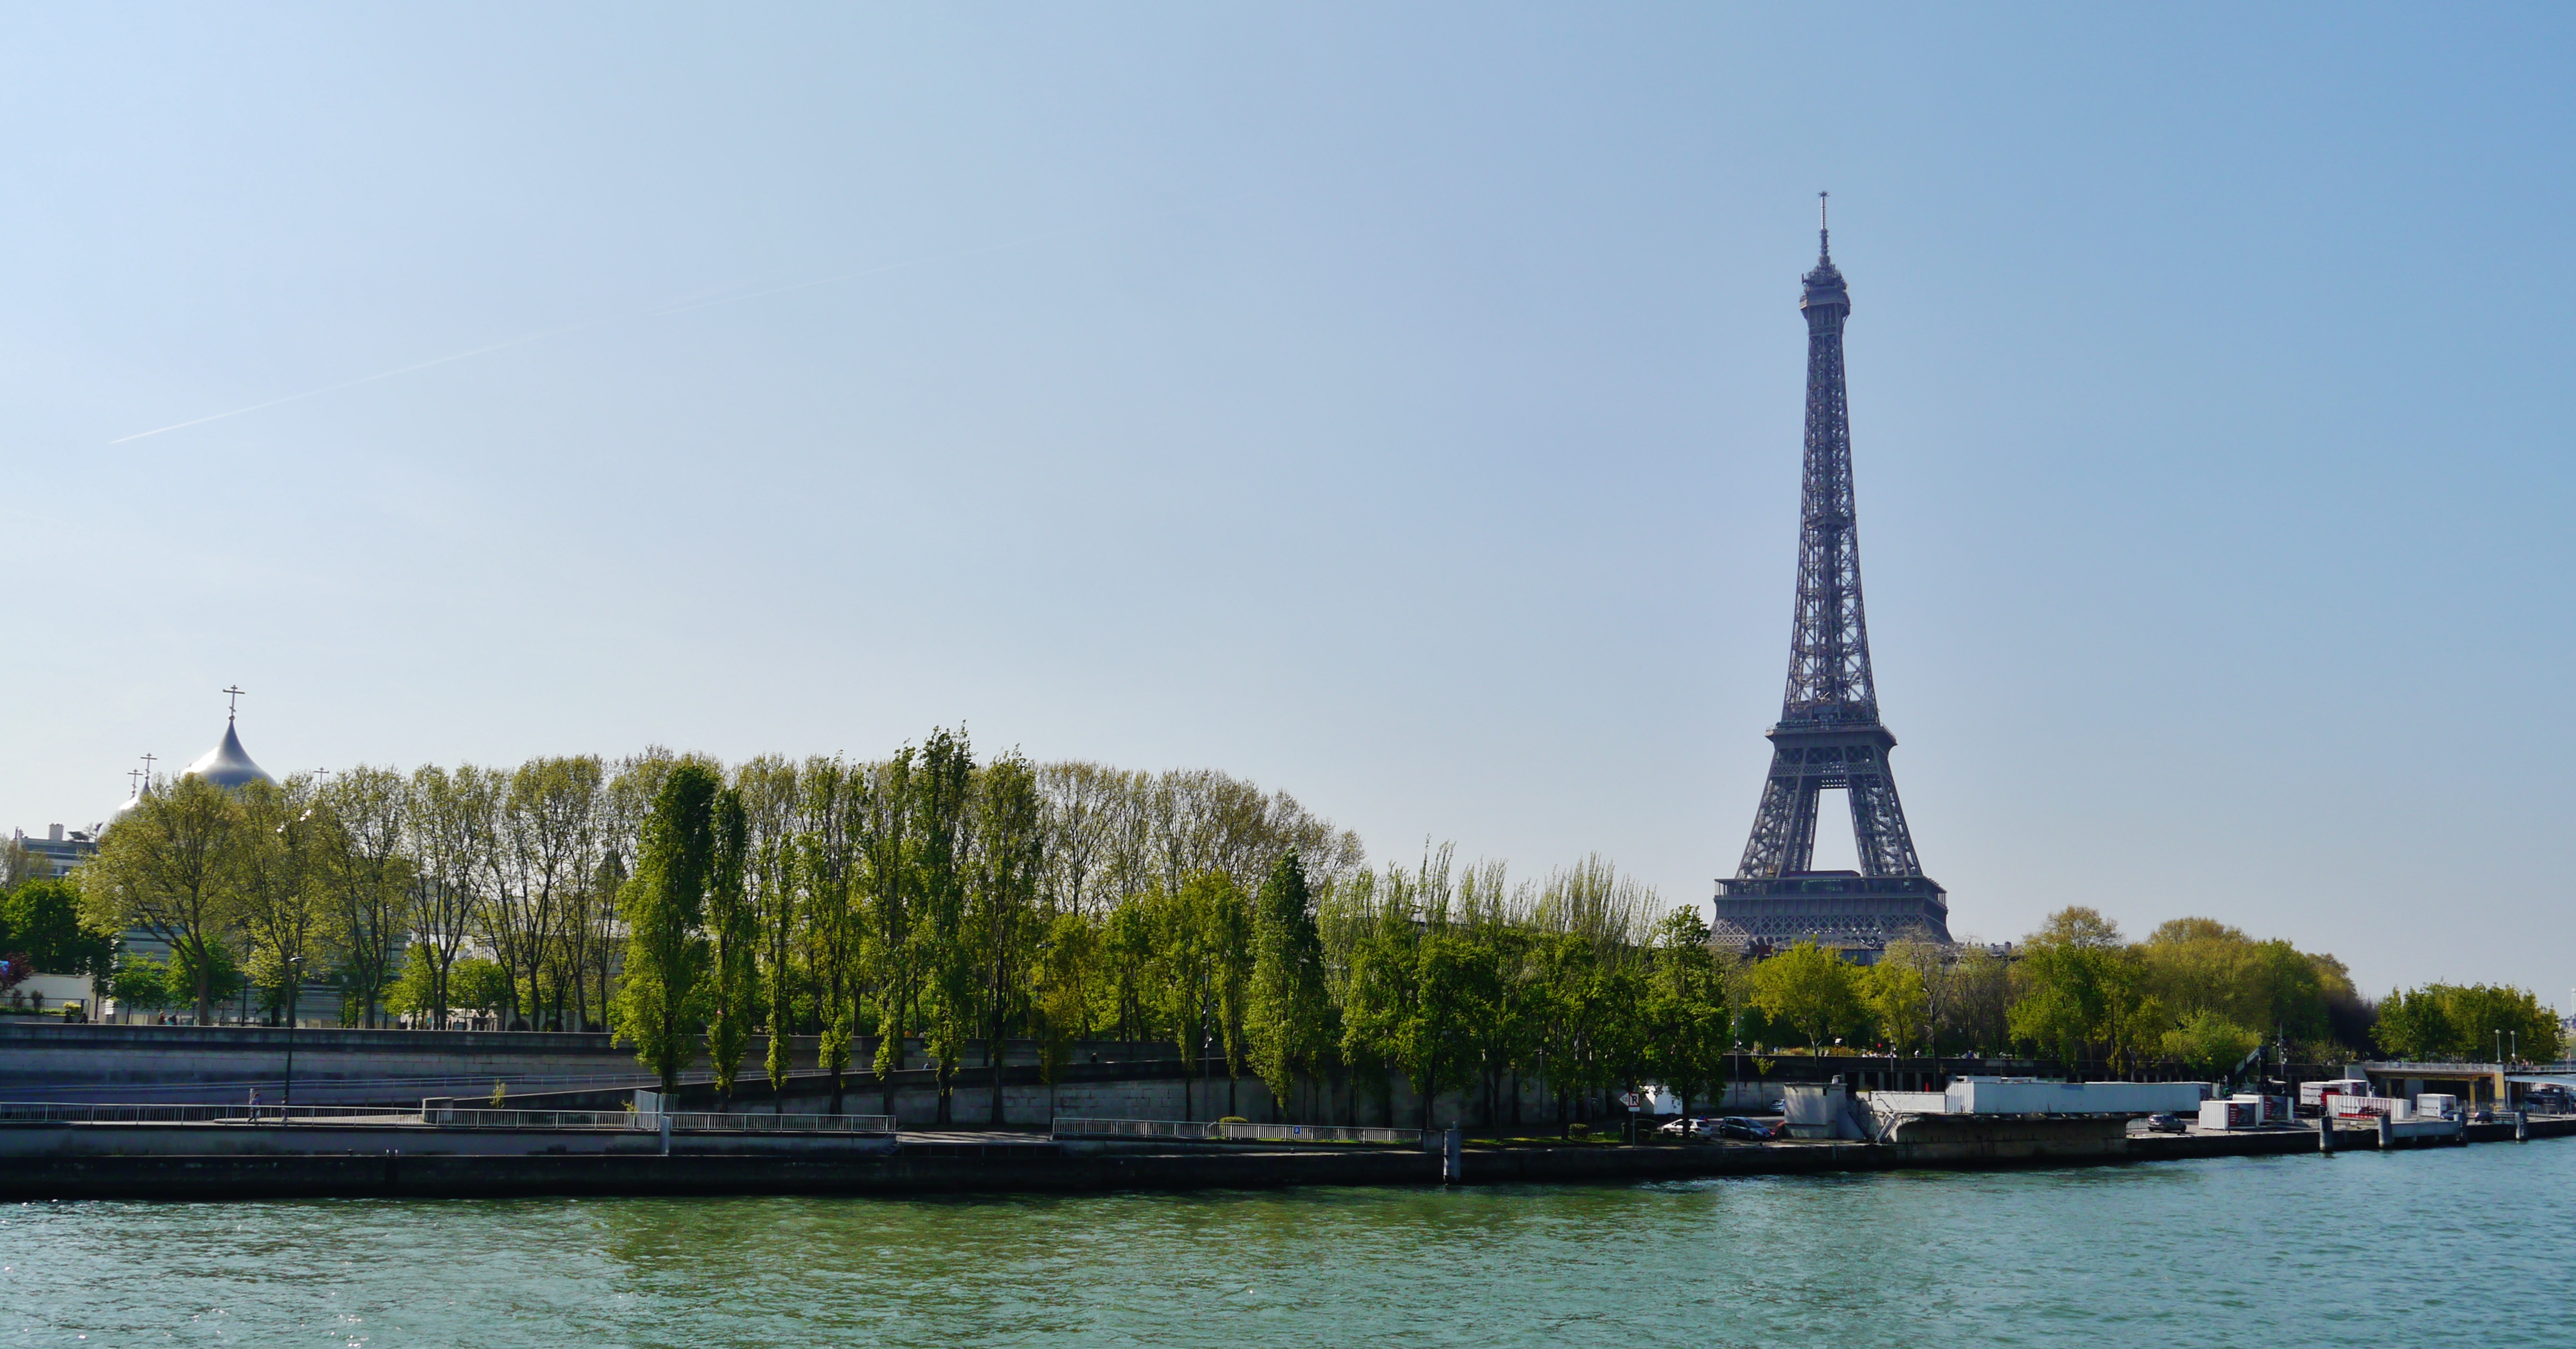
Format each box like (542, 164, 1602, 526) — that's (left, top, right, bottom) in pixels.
(1712, 204, 1951, 957)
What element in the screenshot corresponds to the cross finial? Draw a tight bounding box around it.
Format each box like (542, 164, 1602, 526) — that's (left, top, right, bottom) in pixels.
(221, 685, 246, 720)
(141, 752, 157, 779)
(1818, 191, 1831, 261)
(127, 767, 143, 795)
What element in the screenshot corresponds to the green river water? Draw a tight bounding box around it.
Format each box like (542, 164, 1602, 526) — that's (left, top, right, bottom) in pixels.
(10, 1141, 2568, 1347)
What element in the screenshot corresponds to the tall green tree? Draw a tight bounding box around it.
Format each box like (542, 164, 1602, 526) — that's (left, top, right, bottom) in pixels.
(232, 776, 332, 1026)
(1206, 867, 1256, 1119)
(314, 767, 411, 1027)
(1939, 943, 2013, 1055)
(703, 787, 754, 1106)
(1860, 957, 1930, 1057)
(492, 757, 603, 1030)
(1336, 869, 1421, 1126)
(798, 758, 862, 1112)
(863, 748, 917, 1115)
(1100, 894, 1157, 1049)
(971, 752, 1044, 1125)
(1875, 930, 1950, 1058)
(0, 878, 119, 996)
(2006, 915, 2163, 1074)
(1248, 851, 1335, 1122)
(1750, 941, 1866, 1055)
(1403, 932, 1496, 1130)
(1150, 875, 1227, 1120)
(83, 775, 240, 1023)
(1030, 910, 1099, 1112)
(1643, 910, 1728, 1117)
(2164, 1009, 2261, 1078)
(614, 762, 720, 1091)
(403, 764, 493, 1028)
(911, 727, 977, 1124)
(734, 756, 804, 1104)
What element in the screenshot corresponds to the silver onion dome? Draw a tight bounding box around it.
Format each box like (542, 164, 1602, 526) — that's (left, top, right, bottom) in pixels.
(108, 787, 146, 826)
(185, 720, 274, 789)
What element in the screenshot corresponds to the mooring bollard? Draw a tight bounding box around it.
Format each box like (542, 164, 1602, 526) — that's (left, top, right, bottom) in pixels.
(1443, 1127, 1462, 1182)
(2318, 1113, 2336, 1154)
(2377, 1113, 2394, 1149)
(2515, 1111, 2529, 1143)
(660, 1113, 673, 1157)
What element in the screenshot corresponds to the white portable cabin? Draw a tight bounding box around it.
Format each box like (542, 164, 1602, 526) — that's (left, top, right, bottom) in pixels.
(2299, 1078, 2371, 1109)
(2323, 1092, 2408, 1120)
(2199, 1099, 2260, 1130)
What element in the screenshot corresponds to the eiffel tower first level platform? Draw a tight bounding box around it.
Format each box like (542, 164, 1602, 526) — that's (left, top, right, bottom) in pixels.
(1713, 723, 1953, 957)
(1712, 871, 1949, 954)
(1712, 198, 1952, 960)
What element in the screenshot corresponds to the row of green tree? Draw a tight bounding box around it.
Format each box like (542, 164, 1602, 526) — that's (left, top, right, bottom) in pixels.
(76, 738, 1357, 1034)
(2371, 983, 2561, 1062)
(69, 729, 2562, 1127)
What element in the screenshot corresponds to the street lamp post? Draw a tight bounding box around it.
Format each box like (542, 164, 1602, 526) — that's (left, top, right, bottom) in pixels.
(281, 954, 304, 1125)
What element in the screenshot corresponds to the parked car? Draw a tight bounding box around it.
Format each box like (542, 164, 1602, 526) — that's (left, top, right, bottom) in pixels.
(2144, 1113, 2187, 1134)
(1656, 1117, 1724, 1142)
(1715, 1117, 1784, 1142)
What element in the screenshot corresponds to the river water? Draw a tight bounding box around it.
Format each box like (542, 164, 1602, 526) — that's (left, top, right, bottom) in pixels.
(11, 1141, 2569, 1347)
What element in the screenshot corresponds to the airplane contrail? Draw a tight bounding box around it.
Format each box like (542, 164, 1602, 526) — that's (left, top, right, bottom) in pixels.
(109, 326, 583, 444)
(108, 197, 1240, 445)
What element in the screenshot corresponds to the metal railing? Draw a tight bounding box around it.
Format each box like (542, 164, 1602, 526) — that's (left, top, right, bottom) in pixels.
(1, 1069, 721, 1104)
(1212, 1121, 1422, 1146)
(425, 1105, 895, 1135)
(655, 1111, 895, 1135)
(422, 1107, 639, 1129)
(1052, 1116, 1223, 1141)
(0, 1100, 895, 1134)
(1052, 1116, 1422, 1146)
(0, 1102, 413, 1124)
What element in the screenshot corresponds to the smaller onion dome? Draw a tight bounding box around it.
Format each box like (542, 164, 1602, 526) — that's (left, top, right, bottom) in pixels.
(108, 786, 146, 827)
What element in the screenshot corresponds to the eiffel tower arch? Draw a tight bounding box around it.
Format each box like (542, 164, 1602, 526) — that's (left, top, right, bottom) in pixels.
(1712, 199, 1952, 960)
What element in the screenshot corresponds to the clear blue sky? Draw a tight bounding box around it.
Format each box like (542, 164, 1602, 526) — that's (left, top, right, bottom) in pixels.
(7, 6, 2570, 1001)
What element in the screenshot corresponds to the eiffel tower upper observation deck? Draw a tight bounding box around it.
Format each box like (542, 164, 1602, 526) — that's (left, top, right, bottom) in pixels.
(1712, 198, 1951, 959)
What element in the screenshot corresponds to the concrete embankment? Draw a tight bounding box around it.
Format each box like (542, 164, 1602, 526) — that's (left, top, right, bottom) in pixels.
(3, 1115, 2565, 1201)
(0, 1144, 1430, 1201)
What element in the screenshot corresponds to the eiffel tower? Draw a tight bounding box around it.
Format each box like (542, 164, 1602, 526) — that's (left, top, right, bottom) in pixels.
(1712, 198, 1952, 958)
